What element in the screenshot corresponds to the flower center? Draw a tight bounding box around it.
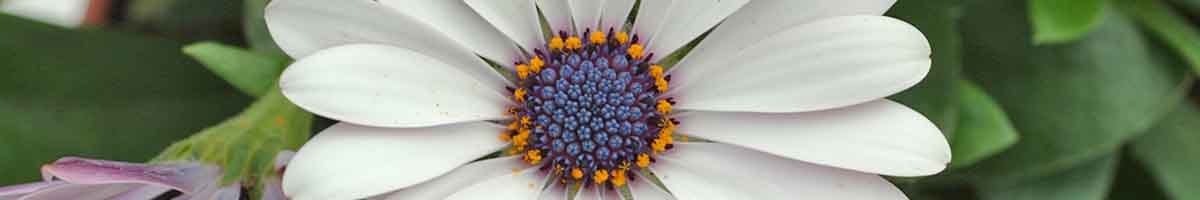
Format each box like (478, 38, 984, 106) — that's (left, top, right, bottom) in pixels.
(502, 28, 677, 189)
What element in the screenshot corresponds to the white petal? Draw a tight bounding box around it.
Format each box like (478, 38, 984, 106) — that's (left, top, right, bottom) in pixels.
(568, 0, 604, 33)
(654, 143, 908, 200)
(537, 180, 567, 200)
(282, 122, 508, 200)
(18, 184, 137, 200)
(280, 44, 511, 128)
(671, 16, 931, 113)
(465, 0, 545, 53)
(599, 0, 635, 30)
(574, 185, 601, 200)
(630, 0, 673, 45)
(669, 0, 896, 86)
(376, 0, 523, 66)
(628, 176, 672, 200)
(536, 0, 574, 34)
(644, 0, 748, 62)
(673, 100, 950, 177)
(445, 168, 543, 200)
(376, 157, 532, 200)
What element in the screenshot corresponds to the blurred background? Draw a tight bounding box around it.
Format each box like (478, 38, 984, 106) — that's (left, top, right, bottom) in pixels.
(0, 0, 1197, 199)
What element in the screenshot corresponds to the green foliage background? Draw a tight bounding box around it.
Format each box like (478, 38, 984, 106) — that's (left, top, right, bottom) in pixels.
(1, 0, 1199, 199)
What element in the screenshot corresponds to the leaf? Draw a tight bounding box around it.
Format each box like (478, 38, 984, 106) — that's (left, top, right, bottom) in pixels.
(886, 0, 965, 136)
(949, 79, 1018, 169)
(125, 0, 245, 43)
(183, 42, 290, 97)
(0, 14, 251, 185)
(243, 0, 286, 56)
(1130, 102, 1200, 200)
(1119, 0, 1200, 75)
(1168, 0, 1200, 15)
(960, 0, 1191, 186)
(1107, 150, 1170, 200)
(1030, 0, 1110, 44)
(978, 155, 1119, 200)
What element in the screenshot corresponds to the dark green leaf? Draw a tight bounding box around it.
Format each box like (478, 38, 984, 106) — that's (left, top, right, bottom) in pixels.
(1107, 150, 1170, 200)
(978, 155, 1119, 200)
(1119, 0, 1200, 75)
(887, 0, 965, 136)
(1030, 0, 1109, 44)
(1130, 102, 1200, 200)
(125, 0, 245, 43)
(961, 0, 1191, 186)
(949, 79, 1018, 169)
(183, 42, 289, 97)
(0, 14, 250, 185)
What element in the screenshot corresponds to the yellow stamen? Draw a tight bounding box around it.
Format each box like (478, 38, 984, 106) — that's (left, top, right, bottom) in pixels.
(514, 88, 527, 103)
(520, 116, 533, 127)
(589, 31, 607, 44)
(593, 169, 609, 184)
(651, 139, 668, 153)
(507, 121, 519, 131)
(656, 99, 672, 114)
(499, 132, 512, 142)
(627, 44, 644, 59)
(610, 170, 627, 187)
(571, 168, 584, 179)
(549, 36, 565, 50)
(615, 32, 629, 44)
(636, 154, 651, 167)
(524, 149, 543, 164)
(530, 56, 545, 72)
(655, 78, 669, 92)
(513, 128, 531, 149)
(566, 36, 583, 49)
(649, 65, 664, 79)
(516, 64, 531, 80)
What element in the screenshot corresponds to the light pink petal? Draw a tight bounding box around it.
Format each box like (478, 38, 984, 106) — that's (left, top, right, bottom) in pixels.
(464, 0, 545, 53)
(0, 181, 63, 200)
(670, 16, 931, 113)
(673, 100, 950, 177)
(654, 143, 908, 200)
(17, 184, 138, 200)
(279, 44, 511, 128)
(109, 186, 172, 200)
(282, 122, 508, 200)
(40, 158, 221, 194)
(262, 151, 295, 200)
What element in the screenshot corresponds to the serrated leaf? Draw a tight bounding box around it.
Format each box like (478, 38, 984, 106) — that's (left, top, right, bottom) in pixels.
(949, 79, 1018, 169)
(1130, 103, 1200, 200)
(183, 42, 289, 97)
(1031, 0, 1109, 44)
(886, 0, 966, 136)
(961, 0, 1191, 186)
(0, 14, 251, 185)
(979, 155, 1118, 200)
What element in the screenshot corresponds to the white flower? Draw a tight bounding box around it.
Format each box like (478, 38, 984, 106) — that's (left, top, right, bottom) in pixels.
(267, 0, 951, 199)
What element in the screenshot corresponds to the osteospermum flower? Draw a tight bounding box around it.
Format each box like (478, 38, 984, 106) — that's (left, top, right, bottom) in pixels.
(268, 0, 951, 199)
(0, 157, 240, 200)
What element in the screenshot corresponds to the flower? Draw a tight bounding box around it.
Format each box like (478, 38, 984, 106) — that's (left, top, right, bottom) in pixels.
(0, 157, 240, 200)
(267, 0, 951, 199)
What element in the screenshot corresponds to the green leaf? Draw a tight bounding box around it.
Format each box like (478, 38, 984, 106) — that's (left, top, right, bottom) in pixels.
(1130, 103, 1200, 200)
(948, 79, 1018, 169)
(1030, 0, 1110, 44)
(1107, 150, 1170, 200)
(887, 0, 966, 136)
(125, 0, 246, 43)
(244, 0, 287, 56)
(978, 155, 1119, 200)
(1119, 0, 1200, 75)
(0, 14, 251, 184)
(960, 0, 1191, 186)
(183, 42, 290, 97)
(1168, 0, 1200, 15)
(153, 86, 311, 190)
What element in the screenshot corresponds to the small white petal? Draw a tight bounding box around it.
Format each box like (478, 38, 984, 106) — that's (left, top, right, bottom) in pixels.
(599, 0, 635, 30)
(464, 0, 545, 53)
(568, 0, 604, 33)
(674, 100, 950, 177)
(282, 122, 508, 200)
(655, 143, 908, 200)
(377, 157, 530, 200)
(280, 44, 510, 128)
(536, 0, 575, 34)
(376, 0, 524, 67)
(628, 176, 672, 200)
(445, 168, 544, 200)
(669, 0, 896, 86)
(644, 0, 749, 62)
(671, 16, 931, 113)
